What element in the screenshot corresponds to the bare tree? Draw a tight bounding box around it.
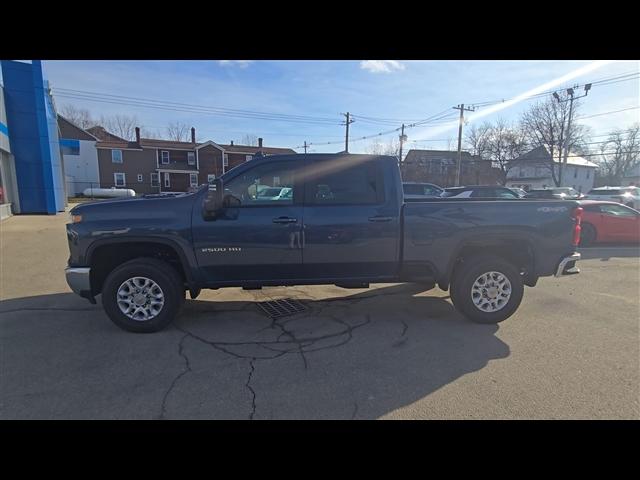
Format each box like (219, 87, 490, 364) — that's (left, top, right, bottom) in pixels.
(485, 119, 529, 185)
(60, 105, 96, 129)
(241, 134, 259, 146)
(520, 93, 590, 186)
(464, 122, 492, 158)
(166, 121, 190, 142)
(365, 137, 400, 157)
(596, 124, 640, 184)
(100, 114, 139, 141)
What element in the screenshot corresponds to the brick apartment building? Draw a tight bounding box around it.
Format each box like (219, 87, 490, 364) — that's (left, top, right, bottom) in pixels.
(401, 149, 501, 187)
(88, 126, 296, 194)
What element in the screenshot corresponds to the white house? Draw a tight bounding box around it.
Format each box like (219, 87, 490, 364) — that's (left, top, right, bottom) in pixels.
(506, 145, 598, 193)
(58, 115, 100, 196)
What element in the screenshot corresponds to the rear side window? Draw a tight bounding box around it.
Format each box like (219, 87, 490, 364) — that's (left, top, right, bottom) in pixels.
(305, 159, 384, 205)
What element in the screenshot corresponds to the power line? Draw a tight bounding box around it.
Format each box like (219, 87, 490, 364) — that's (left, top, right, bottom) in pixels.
(579, 106, 640, 119)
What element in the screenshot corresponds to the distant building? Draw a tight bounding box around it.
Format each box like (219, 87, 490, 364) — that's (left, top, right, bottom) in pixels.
(401, 149, 499, 187)
(506, 145, 597, 193)
(58, 115, 100, 196)
(94, 129, 296, 194)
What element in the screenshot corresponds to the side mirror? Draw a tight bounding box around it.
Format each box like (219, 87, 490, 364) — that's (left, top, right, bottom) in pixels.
(203, 178, 224, 220)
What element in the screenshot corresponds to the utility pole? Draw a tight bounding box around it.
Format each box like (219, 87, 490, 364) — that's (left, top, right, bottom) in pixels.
(453, 104, 475, 186)
(553, 83, 591, 185)
(398, 124, 407, 163)
(342, 112, 354, 153)
(303, 141, 308, 154)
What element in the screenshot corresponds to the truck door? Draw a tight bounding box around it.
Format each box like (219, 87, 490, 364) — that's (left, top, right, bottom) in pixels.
(301, 155, 400, 280)
(191, 159, 304, 283)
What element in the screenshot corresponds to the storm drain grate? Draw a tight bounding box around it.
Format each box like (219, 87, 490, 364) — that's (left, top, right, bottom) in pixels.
(257, 298, 309, 319)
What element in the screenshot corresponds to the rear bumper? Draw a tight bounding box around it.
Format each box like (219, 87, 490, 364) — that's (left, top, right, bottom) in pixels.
(65, 267, 96, 303)
(555, 253, 581, 277)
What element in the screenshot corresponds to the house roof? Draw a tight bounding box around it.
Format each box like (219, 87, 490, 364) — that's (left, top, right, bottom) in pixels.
(139, 138, 198, 149)
(220, 144, 296, 155)
(404, 149, 481, 163)
(57, 115, 98, 141)
(86, 126, 128, 143)
(513, 145, 598, 168)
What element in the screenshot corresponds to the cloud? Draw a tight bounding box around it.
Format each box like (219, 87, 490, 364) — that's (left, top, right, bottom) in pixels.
(219, 60, 253, 68)
(360, 60, 406, 73)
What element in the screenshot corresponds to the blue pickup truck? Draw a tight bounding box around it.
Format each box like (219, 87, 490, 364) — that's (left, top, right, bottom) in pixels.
(65, 153, 582, 333)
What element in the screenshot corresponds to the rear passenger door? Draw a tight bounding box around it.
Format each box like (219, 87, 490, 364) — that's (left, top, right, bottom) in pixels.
(301, 156, 400, 280)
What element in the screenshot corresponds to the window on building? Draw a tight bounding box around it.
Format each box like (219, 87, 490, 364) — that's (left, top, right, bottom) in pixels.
(188, 152, 195, 165)
(164, 172, 171, 188)
(245, 155, 253, 162)
(114, 172, 125, 187)
(137, 174, 143, 183)
(586, 169, 590, 179)
(151, 172, 160, 187)
(161, 151, 170, 164)
(207, 174, 216, 184)
(111, 150, 123, 164)
(190, 173, 198, 187)
(223, 154, 229, 167)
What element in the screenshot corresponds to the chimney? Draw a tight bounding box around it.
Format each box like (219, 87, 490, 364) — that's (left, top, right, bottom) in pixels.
(135, 127, 140, 144)
(230, 140, 234, 146)
(191, 127, 196, 144)
(258, 137, 263, 148)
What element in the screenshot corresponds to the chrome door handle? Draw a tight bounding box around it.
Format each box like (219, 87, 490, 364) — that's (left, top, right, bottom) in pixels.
(368, 216, 393, 222)
(272, 217, 298, 224)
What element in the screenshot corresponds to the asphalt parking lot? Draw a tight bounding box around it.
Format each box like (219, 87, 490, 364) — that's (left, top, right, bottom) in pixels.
(1, 212, 639, 419)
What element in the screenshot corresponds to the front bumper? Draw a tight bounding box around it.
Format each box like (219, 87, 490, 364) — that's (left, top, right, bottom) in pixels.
(65, 267, 96, 303)
(555, 253, 581, 277)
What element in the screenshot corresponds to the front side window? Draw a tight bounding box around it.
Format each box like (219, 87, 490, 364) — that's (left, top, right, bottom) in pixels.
(188, 152, 196, 165)
(224, 161, 295, 206)
(161, 151, 170, 164)
(600, 204, 638, 217)
(111, 150, 123, 164)
(304, 158, 383, 205)
(190, 173, 198, 187)
(114, 172, 125, 187)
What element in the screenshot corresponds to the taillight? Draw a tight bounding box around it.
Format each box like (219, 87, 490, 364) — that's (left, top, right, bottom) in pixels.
(572, 207, 583, 246)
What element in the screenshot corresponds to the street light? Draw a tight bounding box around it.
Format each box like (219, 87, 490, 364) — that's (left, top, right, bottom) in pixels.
(553, 92, 560, 102)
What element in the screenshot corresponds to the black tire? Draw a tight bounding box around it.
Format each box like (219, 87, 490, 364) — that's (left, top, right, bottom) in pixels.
(579, 222, 597, 247)
(101, 257, 185, 333)
(450, 255, 524, 324)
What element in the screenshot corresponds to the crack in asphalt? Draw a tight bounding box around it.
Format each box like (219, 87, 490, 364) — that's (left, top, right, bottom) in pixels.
(158, 333, 192, 420)
(351, 402, 359, 420)
(246, 358, 257, 420)
(164, 299, 372, 420)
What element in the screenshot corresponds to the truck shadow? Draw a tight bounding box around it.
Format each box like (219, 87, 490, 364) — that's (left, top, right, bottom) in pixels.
(578, 245, 640, 261)
(0, 284, 509, 419)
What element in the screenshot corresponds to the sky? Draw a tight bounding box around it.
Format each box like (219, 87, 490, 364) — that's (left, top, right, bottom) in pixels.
(39, 60, 640, 154)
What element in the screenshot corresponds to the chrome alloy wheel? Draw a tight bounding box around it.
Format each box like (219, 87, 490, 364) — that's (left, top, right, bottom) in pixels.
(471, 271, 512, 312)
(117, 276, 165, 321)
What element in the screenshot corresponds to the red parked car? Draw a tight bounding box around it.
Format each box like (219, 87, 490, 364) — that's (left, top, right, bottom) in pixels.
(578, 200, 640, 246)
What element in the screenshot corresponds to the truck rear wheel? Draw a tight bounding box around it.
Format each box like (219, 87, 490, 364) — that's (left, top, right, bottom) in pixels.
(450, 255, 524, 324)
(101, 258, 185, 333)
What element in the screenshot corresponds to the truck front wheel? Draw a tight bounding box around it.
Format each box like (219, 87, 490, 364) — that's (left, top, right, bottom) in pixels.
(450, 255, 524, 324)
(101, 258, 185, 333)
